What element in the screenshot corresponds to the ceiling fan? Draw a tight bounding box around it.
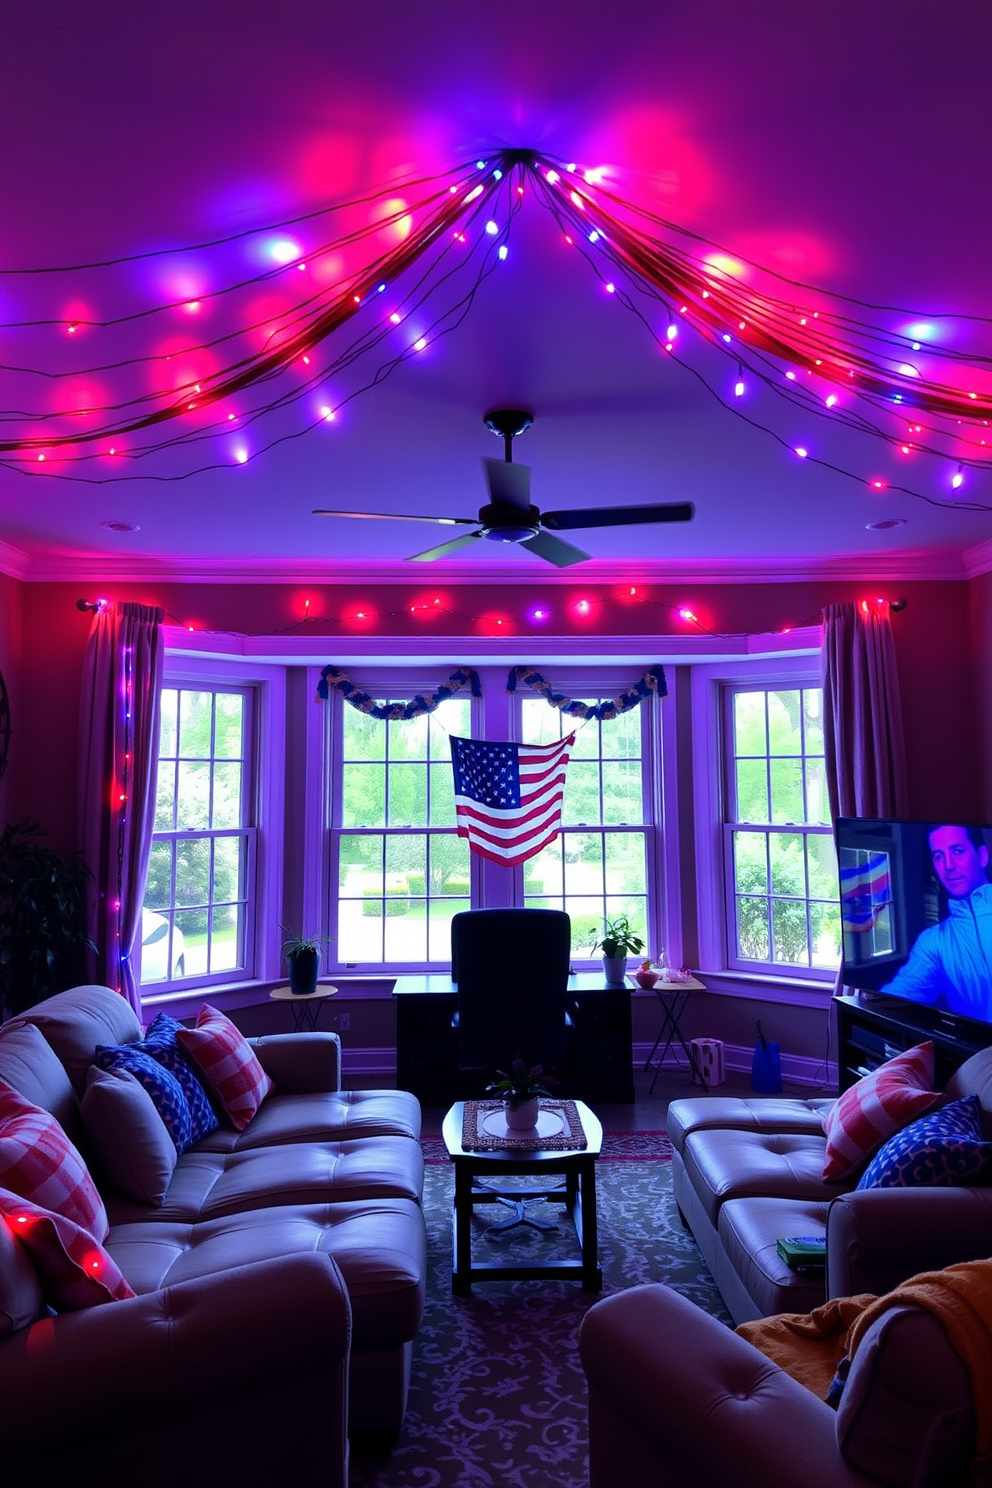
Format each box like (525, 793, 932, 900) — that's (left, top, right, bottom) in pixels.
(313, 408, 695, 567)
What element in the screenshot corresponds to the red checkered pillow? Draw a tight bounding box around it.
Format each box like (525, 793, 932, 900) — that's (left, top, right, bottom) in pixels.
(0, 1188, 134, 1310)
(822, 1041, 942, 1181)
(176, 1005, 274, 1132)
(0, 1081, 109, 1242)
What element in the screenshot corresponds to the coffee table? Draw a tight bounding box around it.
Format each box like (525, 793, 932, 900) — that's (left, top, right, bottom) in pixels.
(441, 1099, 603, 1295)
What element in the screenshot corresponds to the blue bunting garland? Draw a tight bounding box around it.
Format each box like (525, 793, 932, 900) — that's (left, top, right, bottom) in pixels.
(316, 664, 482, 719)
(505, 664, 667, 720)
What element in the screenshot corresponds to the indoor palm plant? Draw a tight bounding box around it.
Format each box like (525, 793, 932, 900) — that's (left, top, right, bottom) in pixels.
(588, 914, 646, 985)
(486, 1057, 553, 1129)
(280, 926, 326, 996)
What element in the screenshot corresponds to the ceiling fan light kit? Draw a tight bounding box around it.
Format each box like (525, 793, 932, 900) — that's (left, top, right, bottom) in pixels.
(315, 406, 694, 566)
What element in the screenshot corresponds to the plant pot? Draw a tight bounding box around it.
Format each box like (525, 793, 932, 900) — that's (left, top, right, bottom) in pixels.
(504, 1096, 540, 1129)
(603, 955, 628, 986)
(288, 947, 319, 996)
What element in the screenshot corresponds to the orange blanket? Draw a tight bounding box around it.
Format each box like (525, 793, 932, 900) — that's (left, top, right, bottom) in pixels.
(737, 1260, 992, 1483)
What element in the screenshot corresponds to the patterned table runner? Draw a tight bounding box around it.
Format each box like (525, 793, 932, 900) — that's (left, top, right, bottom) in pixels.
(461, 1099, 588, 1152)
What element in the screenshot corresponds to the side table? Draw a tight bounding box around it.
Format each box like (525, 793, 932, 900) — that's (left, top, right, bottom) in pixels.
(642, 975, 709, 1093)
(269, 984, 337, 1033)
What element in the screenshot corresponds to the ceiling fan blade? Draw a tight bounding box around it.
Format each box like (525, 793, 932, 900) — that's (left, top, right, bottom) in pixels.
(312, 508, 476, 527)
(482, 457, 531, 511)
(406, 530, 484, 562)
(541, 501, 695, 531)
(519, 530, 590, 567)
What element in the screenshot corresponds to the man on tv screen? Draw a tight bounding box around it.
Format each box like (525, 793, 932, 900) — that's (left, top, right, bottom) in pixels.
(881, 824, 992, 1018)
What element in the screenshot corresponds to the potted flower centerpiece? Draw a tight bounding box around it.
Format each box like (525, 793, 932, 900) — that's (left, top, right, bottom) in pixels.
(588, 914, 645, 986)
(280, 926, 325, 996)
(486, 1058, 553, 1130)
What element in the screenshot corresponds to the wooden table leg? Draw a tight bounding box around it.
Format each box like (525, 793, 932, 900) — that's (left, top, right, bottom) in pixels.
(452, 1161, 474, 1294)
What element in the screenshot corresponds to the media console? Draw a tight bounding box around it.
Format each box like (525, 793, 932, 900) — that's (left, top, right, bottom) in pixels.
(392, 972, 635, 1106)
(834, 989, 992, 1092)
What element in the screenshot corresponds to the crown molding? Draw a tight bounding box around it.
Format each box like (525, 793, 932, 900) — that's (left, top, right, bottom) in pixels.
(12, 548, 972, 584)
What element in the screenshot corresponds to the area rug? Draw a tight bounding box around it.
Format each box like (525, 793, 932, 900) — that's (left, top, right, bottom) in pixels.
(349, 1139, 728, 1488)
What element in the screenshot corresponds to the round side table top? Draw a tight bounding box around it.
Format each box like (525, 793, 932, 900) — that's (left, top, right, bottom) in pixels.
(269, 984, 338, 1003)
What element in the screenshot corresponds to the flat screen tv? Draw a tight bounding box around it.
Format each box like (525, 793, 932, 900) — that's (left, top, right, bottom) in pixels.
(836, 816, 992, 1027)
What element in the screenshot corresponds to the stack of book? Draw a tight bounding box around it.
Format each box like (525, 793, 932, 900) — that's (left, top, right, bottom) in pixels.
(776, 1235, 827, 1272)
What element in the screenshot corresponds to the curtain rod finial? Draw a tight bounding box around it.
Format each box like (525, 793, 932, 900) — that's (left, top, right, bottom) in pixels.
(889, 598, 908, 613)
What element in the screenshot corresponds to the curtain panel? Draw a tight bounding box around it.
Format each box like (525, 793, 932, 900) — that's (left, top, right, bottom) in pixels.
(822, 601, 908, 823)
(78, 602, 165, 1013)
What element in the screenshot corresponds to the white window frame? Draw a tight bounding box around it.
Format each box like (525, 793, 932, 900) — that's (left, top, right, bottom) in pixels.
(318, 662, 672, 975)
(691, 648, 834, 997)
(140, 656, 285, 1005)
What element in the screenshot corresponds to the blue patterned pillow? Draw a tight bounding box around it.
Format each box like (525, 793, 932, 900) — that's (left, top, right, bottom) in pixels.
(95, 1044, 193, 1155)
(142, 1013, 220, 1144)
(856, 1095, 992, 1190)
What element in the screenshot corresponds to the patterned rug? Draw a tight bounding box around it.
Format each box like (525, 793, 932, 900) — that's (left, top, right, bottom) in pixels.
(349, 1140, 727, 1488)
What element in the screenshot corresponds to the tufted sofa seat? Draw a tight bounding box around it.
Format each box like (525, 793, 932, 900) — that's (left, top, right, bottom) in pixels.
(0, 984, 427, 1445)
(668, 1045, 992, 1325)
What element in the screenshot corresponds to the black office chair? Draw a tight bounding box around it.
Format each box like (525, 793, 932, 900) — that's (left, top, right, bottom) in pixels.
(450, 907, 573, 1076)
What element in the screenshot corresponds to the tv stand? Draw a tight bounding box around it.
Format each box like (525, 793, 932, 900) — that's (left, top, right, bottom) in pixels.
(834, 991, 992, 1091)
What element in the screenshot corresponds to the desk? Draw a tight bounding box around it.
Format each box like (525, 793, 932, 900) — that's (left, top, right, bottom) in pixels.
(392, 973, 634, 1105)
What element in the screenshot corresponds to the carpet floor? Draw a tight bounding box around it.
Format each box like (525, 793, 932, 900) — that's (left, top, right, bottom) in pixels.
(349, 1133, 729, 1488)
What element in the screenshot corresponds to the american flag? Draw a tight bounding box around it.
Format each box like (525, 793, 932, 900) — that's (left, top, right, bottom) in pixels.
(840, 850, 892, 932)
(450, 733, 575, 866)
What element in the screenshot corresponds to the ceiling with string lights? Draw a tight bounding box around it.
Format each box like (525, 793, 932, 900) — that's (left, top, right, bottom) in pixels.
(0, 0, 990, 583)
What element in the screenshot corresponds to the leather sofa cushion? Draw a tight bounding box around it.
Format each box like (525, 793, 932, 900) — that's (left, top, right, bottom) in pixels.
(718, 1196, 830, 1319)
(945, 1044, 992, 1130)
(81, 1066, 178, 1205)
(106, 1198, 426, 1352)
(682, 1128, 846, 1226)
(191, 1089, 422, 1151)
(102, 1134, 425, 1224)
(667, 1096, 835, 1157)
(17, 985, 142, 1095)
(0, 1022, 85, 1149)
(837, 1306, 974, 1488)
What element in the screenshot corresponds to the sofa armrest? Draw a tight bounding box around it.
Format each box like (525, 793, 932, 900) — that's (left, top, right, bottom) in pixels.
(827, 1186, 992, 1299)
(0, 1252, 350, 1454)
(249, 1030, 342, 1091)
(579, 1284, 873, 1488)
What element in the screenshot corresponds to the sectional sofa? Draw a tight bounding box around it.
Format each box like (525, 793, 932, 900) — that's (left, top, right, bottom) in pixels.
(0, 983, 427, 1481)
(668, 1044, 992, 1323)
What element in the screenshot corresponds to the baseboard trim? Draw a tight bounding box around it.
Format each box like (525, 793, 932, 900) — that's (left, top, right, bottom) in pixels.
(349, 1043, 837, 1090)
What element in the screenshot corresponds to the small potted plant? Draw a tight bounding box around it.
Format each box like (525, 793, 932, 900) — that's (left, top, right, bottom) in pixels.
(280, 926, 325, 996)
(486, 1057, 553, 1130)
(588, 914, 645, 986)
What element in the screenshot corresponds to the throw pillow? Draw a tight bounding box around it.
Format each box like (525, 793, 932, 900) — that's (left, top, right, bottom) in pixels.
(81, 1066, 178, 1205)
(821, 1041, 941, 1181)
(177, 1005, 274, 1132)
(95, 1044, 193, 1155)
(0, 1205, 48, 1335)
(836, 1305, 974, 1488)
(0, 1188, 135, 1312)
(856, 1095, 992, 1190)
(0, 1081, 109, 1243)
(142, 1011, 220, 1144)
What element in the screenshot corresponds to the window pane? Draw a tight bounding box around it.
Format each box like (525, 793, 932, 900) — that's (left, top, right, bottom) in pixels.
(342, 763, 385, 827)
(805, 758, 829, 825)
(810, 900, 841, 969)
(604, 832, 646, 895)
(176, 761, 210, 830)
(160, 689, 178, 759)
(212, 762, 242, 829)
(387, 764, 426, 827)
(174, 907, 208, 975)
(602, 762, 642, 825)
(386, 835, 425, 888)
(734, 831, 768, 893)
(429, 899, 462, 960)
(175, 839, 210, 906)
(734, 691, 767, 756)
(803, 688, 824, 754)
(212, 836, 243, 904)
(339, 835, 383, 893)
(154, 762, 177, 832)
(178, 691, 213, 757)
(769, 832, 805, 897)
(807, 832, 838, 903)
(735, 760, 769, 823)
(769, 758, 803, 823)
(772, 899, 809, 965)
(384, 898, 425, 961)
(527, 839, 564, 899)
(429, 761, 455, 826)
(568, 714, 599, 758)
(339, 895, 382, 962)
(565, 761, 601, 825)
(389, 713, 428, 762)
(214, 693, 244, 758)
(601, 710, 640, 759)
(145, 841, 173, 910)
(564, 832, 602, 898)
(209, 904, 241, 973)
(768, 691, 802, 754)
(430, 835, 470, 895)
(736, 896, 770, 960)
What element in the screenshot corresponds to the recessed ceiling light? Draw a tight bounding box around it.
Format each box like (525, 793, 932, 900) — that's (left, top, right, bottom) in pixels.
(100, 520, 140, 532)
(865, 518, 907, 530)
